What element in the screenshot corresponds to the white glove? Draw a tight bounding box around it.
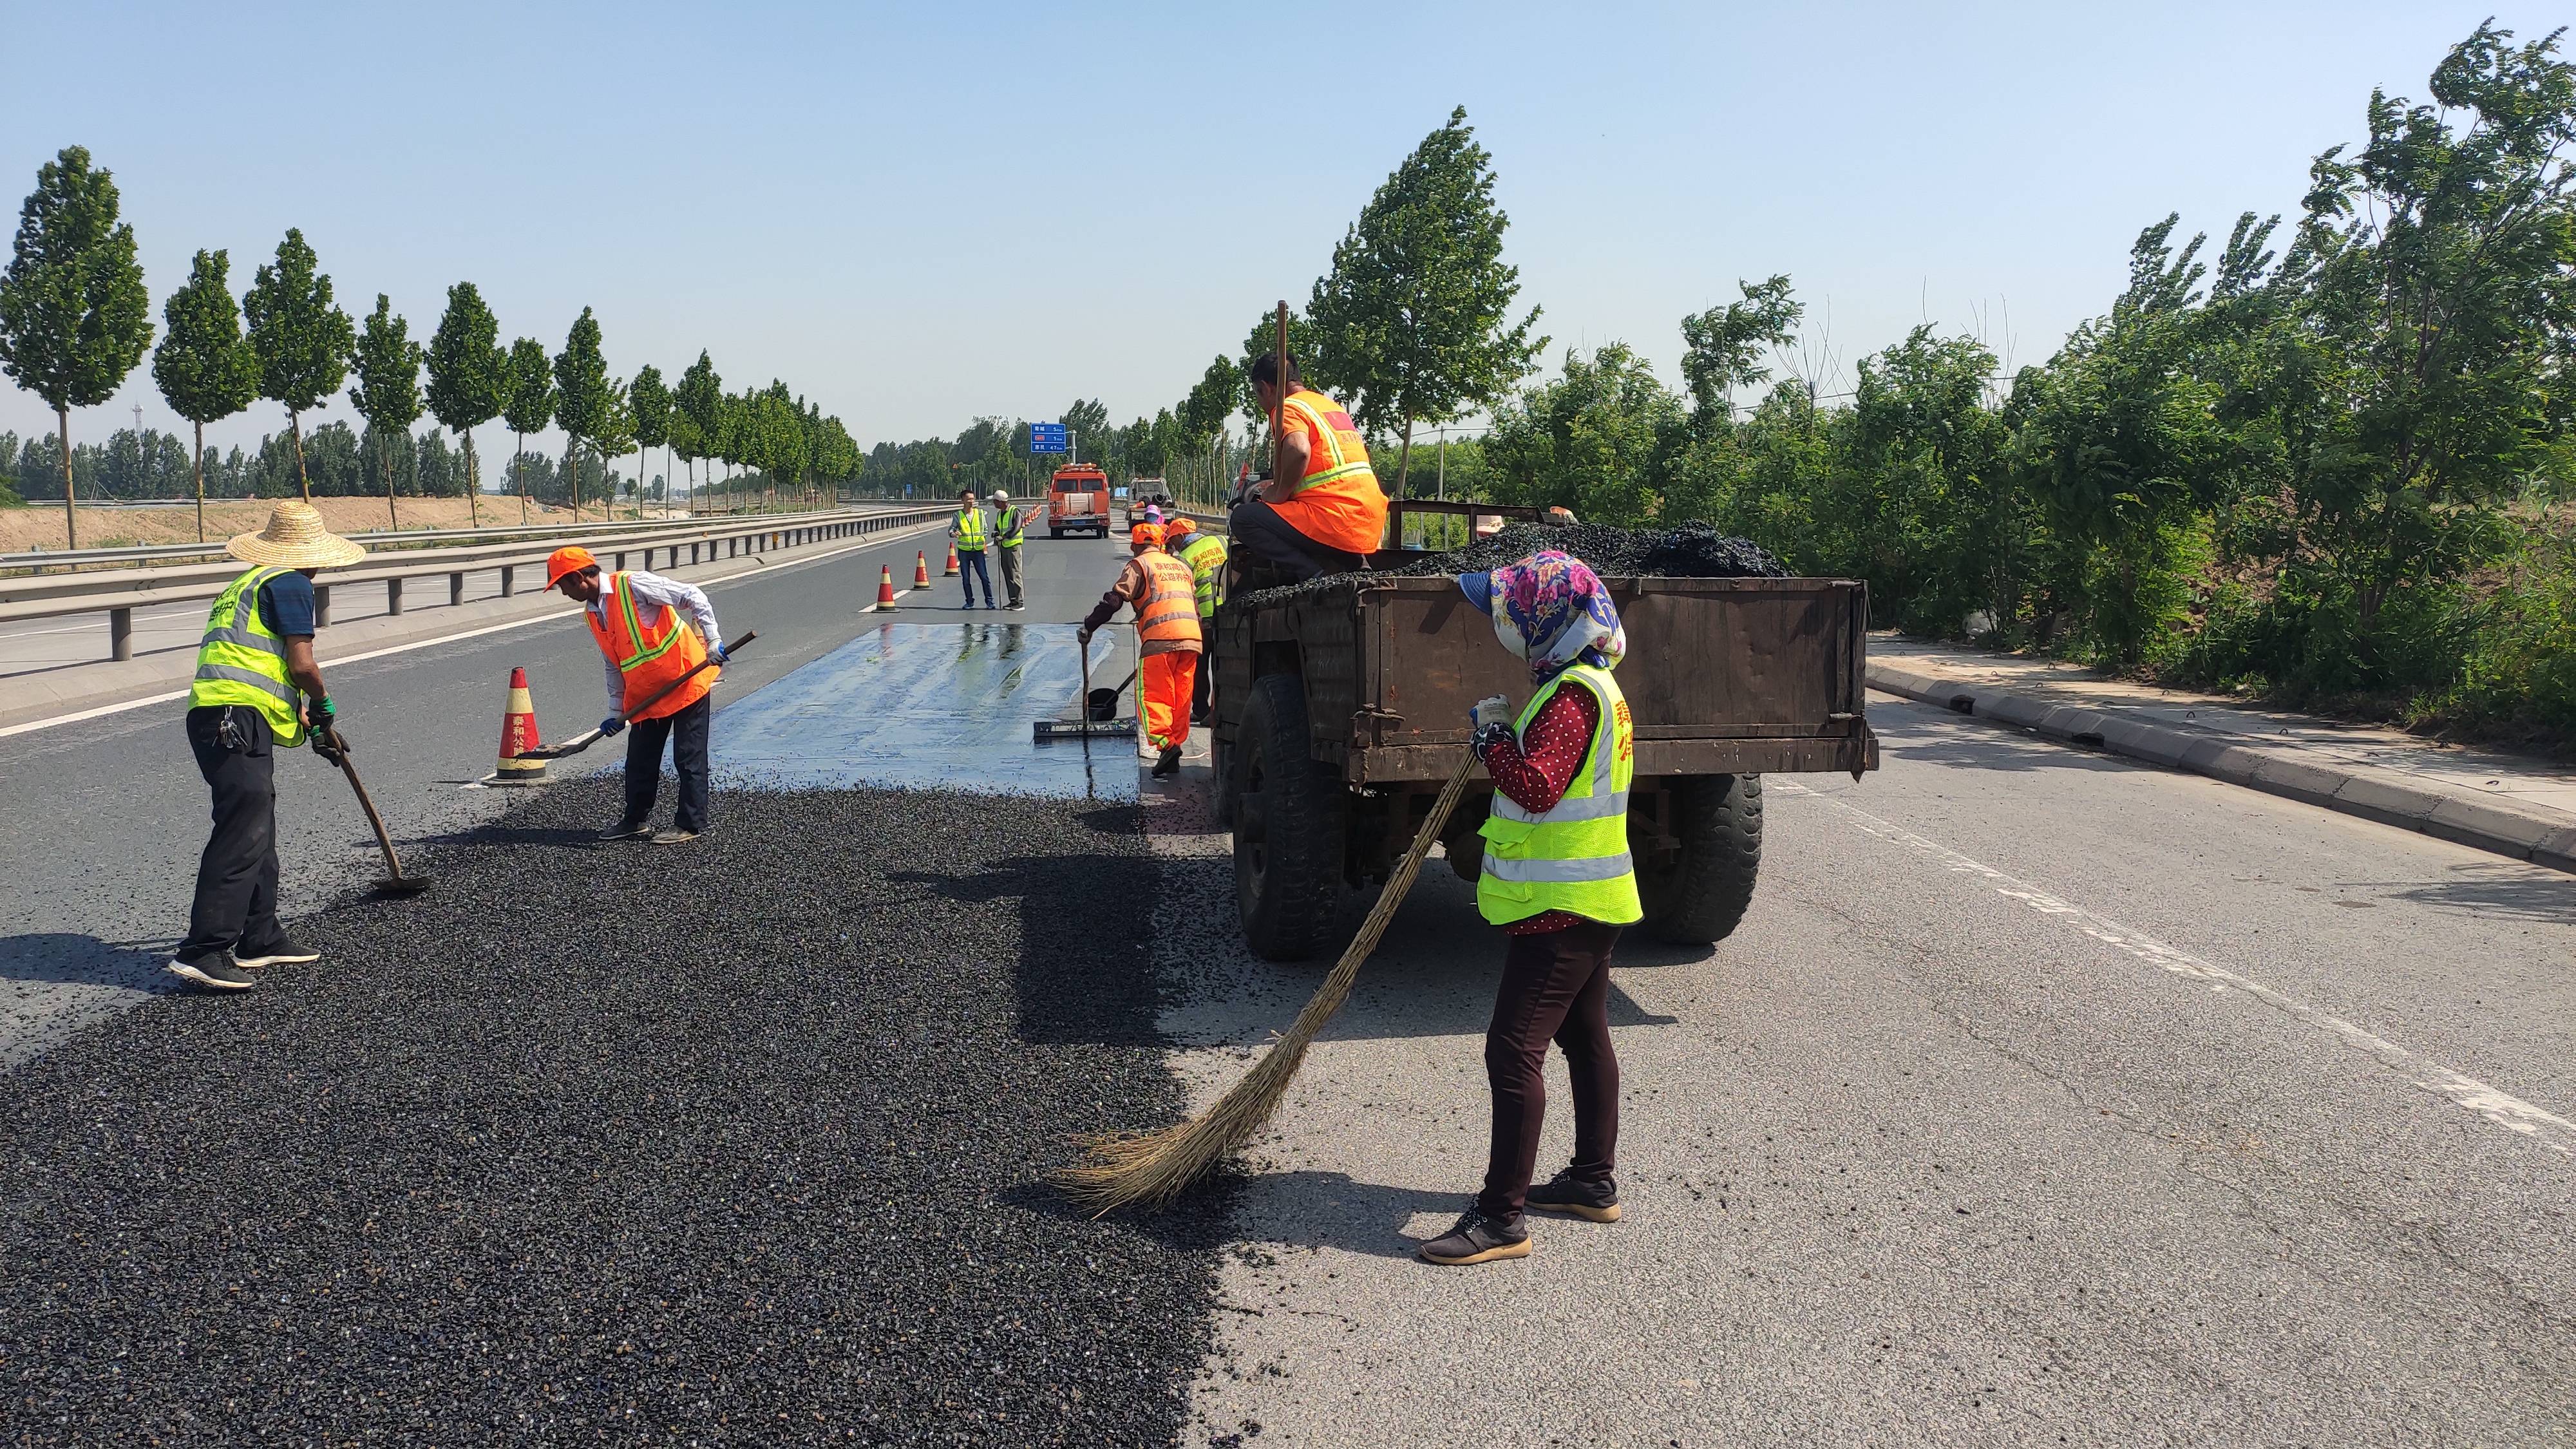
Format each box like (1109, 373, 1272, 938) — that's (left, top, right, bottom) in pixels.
(1470, 695, 1513, 730)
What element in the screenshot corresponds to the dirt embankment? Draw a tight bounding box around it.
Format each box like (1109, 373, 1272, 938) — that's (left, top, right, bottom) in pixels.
(0, 497, 676, 553)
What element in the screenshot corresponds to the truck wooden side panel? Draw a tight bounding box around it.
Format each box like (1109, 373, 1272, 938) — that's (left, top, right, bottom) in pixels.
(1215, 574, 1877, 784)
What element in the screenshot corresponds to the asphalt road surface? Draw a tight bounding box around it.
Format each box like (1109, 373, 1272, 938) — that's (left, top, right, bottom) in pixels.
(0, 527, 1129, 1065)
(1145, 693, 2573, 1448)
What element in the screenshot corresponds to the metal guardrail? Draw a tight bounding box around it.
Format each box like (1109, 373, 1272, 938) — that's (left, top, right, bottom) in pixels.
(1, 499, 926, 574)
(1, 505, 954, 664)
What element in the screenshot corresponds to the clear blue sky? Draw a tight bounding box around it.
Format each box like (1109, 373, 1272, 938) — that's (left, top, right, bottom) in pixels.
(1, 0, 2553, 460)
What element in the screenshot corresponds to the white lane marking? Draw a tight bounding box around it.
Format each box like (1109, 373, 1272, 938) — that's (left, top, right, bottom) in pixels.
(1776, 779, 2576, 1157)
(0, 521, 947, 740)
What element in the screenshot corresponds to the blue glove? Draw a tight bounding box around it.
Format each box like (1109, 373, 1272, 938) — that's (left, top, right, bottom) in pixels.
(708, 642, 728, 665)
(600, 715, 627, 738)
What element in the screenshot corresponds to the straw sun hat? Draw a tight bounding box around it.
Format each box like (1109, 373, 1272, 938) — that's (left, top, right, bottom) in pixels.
(225, 500, 367, 569)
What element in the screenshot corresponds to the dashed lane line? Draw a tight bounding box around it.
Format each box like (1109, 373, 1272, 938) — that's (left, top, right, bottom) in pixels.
(1777, 779, 2576, 1157)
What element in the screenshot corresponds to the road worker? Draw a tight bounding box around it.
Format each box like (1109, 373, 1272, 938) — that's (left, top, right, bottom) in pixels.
(1161, 515, 1227, 723)
(949, 488, 995, 609)
(169, 501, 366, 991)
(1077, 522, 1200, 779)
(1230, 354, 1386, 582)
(989, 489, 1028, 611)
(1418, 549, 1642, 1267)
(547, 545, 729, 844)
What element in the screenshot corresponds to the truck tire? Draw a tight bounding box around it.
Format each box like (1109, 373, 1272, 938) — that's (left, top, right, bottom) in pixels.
(1049, 526, 1062, 539)
(1233, 672, 1343, 961)
(1636, 774, 1763, 946)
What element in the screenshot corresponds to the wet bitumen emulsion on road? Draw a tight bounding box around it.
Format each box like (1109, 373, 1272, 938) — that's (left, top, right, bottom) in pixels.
(717, 623, 1136, 800)
(0, 626, 1218, 1444)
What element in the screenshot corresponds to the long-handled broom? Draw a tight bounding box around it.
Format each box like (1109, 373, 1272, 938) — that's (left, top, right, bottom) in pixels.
(1054, 748, 1480, 1215)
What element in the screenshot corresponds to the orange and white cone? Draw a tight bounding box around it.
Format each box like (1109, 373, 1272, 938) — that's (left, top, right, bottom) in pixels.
(489, 666, 549, 786)
(876, 564, 897, 607)
(914, 551, 933, 588)
(943, 545, 960, 576)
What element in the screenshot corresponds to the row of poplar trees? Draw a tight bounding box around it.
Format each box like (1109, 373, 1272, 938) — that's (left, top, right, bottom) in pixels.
(0, 146, 860, 547)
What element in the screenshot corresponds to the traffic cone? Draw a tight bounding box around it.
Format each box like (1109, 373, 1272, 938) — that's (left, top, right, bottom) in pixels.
(876, 564, 897, 607)
(914, 551, 932, 588)
(489, 666, 549, 786)
(943, 545, 960, 576)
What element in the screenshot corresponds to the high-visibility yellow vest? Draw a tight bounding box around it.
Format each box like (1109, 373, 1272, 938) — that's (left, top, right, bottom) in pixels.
(189, 565, 308, 747)
(1173, 531, 1228, 617)
(995, 506, 1025, 549)
(1477, 661, 1641, 926)
(954, 508, 988, 550)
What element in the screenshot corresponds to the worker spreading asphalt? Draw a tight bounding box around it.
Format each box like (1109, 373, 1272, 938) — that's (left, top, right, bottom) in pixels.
(1233, 520, 1786, 608)
(0, 777, 1227, 1445)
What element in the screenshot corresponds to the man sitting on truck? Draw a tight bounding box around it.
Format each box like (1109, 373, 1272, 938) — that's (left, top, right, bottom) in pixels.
(1229, 354, 1386, 582)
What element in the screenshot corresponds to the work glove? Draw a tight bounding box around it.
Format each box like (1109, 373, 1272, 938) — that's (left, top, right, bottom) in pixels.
(707, 641, 728, 665)
(1470, 695, 1513, 730)
(308, 694, 337, 735)
(599, 715, 627, 739)
(310, 732, 346, 769)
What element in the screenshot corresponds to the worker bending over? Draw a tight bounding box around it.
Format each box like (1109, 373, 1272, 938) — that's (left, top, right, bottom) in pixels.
(1229, 354, 1387, 581)
(1162, 515, 1227, 723)
(1419, 550, 1641, 1266)
(547, 545, 730, 844)
(990, 489, 1028, 611)
(1078, 522, 1200, 779)
(170, 502, 366, 991)
(950, 488, 996, 609)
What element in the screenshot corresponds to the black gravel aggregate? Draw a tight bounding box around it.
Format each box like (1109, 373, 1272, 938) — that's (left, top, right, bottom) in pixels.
(1235, 521, 1786, 609)
(0, 777, 1228, 1446)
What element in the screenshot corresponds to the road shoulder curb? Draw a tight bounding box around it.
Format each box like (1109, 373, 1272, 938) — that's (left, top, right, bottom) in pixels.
(1865, 661, 2576, 875)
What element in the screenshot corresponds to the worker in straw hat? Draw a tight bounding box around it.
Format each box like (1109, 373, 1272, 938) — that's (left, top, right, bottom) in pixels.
(1416, 549, 1641, 1266)
(169, 500, 367, 992)
(546, 544, 729, 844)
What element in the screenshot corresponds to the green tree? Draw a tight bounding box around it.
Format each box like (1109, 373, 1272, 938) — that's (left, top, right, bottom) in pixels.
(150, 247, 259, 542)
(243, 228, 353, 500)
(551, 307, 611, 520)
(1305, 106, 1546, 494)
(1485, 343, 1684, 525)
(350, 294, 424, 530)
(502, 336, 554, 522)
(592, 378, 636, 513)
(0, 146, 152, 549)
(629, 363, 670, 513)
(425, 281, 507, 528)
(675, 350, 721, 511)
(1059, 397, 1107, 463)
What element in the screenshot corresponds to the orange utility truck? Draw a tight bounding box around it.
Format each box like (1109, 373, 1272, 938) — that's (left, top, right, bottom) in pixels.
(1047, 464, 1112, 538)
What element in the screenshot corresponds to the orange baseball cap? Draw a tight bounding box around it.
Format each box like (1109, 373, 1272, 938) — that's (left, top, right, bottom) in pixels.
(545, 545, 600, 587)
(1130, 523, 1165, 547)
(1164, 515, 1196, 537)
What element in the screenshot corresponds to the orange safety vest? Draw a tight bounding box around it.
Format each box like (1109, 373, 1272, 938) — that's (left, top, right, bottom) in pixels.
(1272, 388, 1387, 554)
(1133, 551, 1202, 645)
(585, 571, 717, 721)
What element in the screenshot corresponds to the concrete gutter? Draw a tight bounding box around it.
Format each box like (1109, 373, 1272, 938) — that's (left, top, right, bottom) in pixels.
(1868, 661, 2576, 876)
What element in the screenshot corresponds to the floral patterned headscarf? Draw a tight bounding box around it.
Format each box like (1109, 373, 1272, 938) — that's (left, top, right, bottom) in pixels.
(1459, 551, 1625, 682)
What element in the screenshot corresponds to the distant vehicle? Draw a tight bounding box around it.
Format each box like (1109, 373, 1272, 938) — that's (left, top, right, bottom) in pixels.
(1048, 464, 1112, 538)
(1125, 477, 1171, 527)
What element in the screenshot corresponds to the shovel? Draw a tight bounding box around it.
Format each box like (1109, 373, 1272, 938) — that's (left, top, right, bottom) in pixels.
(520, 630, 759, 761)
(321, 726, 431, 896)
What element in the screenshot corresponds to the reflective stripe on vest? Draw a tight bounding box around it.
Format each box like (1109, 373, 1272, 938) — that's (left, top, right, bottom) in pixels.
(1134, 551, 1202, 641)
(1476, 663, 1642, 926)
(1174, 532, 1227, 616)
(1283, 392, 1376, 490)
(954, 508, 987, 549)
(187, 565, 308, 746)
(588, 572, 715, 721)
(996, 507, 1024, 547)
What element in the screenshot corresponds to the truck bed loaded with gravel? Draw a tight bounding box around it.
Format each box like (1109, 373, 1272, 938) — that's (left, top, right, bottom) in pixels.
(1212, 503, 1879, 960)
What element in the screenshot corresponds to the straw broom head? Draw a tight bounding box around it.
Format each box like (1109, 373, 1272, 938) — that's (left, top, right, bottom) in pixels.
(1054, 750, 1479, 1215)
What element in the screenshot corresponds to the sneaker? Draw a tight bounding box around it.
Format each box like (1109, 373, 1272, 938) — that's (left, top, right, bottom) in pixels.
(167, 951, 256, 991)
(1526, 1171, 1622, 1223)
(1417, 1206, 1530, 1265)
(234, 939, 320, 969)
(1151, 745, 1182, 778)
(599, 818, 652, 841)
(1009, 601, 1027, 611)
(650, 828, 700, 845)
